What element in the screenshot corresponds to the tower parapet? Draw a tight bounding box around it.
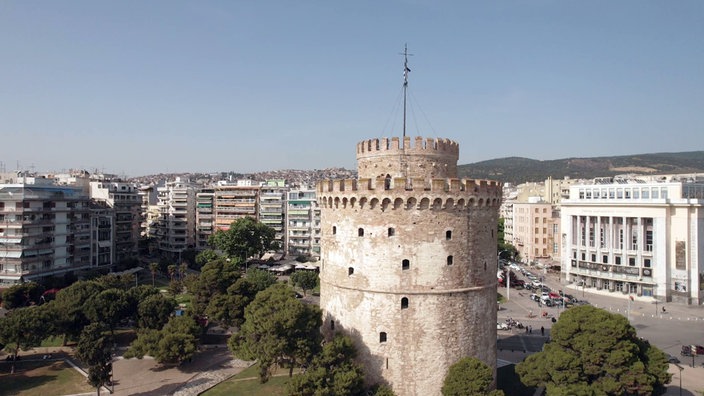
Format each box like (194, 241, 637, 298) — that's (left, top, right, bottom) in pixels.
(356, 136, 459, 180)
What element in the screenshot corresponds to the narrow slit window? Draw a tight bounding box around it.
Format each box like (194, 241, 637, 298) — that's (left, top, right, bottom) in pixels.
(380, 332, 387, 343)
(401, 297, 409, 309)
(446, 230, 452, 240)
(402, 259, 410, 270)
(447, 255, 453, 266)
(348, 267, 354, 276)
(358, 228, 364, 237)
(332, 226, 337, 235)
(388, 227, 395, 237)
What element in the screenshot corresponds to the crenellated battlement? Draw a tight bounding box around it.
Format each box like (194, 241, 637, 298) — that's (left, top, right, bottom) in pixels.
(317, 177, 501, 195)
(357, 136, 459, 157)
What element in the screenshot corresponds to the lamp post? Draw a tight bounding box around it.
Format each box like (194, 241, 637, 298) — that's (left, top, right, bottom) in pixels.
(675, 363, 683, 396)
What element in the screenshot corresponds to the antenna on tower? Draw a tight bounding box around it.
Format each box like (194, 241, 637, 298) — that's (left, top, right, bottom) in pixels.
(400, 44, 413, 138)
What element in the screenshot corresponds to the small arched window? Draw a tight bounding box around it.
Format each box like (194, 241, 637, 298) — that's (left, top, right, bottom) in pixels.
(402, 259, 410, 270)
(446, 230, 452, 240)
(447, 255, 454, 266)
(348, 267, 354, 276)
(332, 226, 337, 235)
(401, 297, 409, 309)
(388, 227, 395, 237)
(380, 332, 387, 343)
(358, 228, 364, 237)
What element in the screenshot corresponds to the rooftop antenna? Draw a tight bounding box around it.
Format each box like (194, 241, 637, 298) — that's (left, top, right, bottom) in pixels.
(400, 43, 413, 138)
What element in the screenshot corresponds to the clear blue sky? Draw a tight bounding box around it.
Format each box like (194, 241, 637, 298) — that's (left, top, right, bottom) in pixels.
(1, 1, 703, 177)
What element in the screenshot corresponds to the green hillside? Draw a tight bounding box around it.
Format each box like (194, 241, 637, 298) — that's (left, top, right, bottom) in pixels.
(457, 151, 704, 184)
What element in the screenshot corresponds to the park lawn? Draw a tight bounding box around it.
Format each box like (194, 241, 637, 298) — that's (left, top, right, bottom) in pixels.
(203, 363, 301, 396)
(40, 336, 64, 347)
(0, 360, 94, 395)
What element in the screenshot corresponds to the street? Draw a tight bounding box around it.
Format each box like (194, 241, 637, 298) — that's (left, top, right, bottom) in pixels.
(497, 265, 704, 395)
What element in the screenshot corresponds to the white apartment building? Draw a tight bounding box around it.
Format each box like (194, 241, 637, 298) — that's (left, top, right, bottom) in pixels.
(90, 181, 141, 262)
(259, 180, 287, 248)
(195, 187, 214, 250)
(156, 178, 196, 258)
(0, 176, 96, 285)
(285, 188, 320, 259)
(561, 177, 704, 304)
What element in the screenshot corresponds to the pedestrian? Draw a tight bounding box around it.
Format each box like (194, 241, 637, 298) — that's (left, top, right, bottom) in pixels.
(525, 326, 528, 334)
(529, 325, 532, 334)
(541, 326, 545, 336)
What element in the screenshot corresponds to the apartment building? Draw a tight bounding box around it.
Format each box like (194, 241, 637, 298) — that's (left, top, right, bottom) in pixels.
(0, 176, 94, 286)
(285, 188, 320, 259)
(212, 181, 259, 231)
(156, 178, 196, 258)
(90, 181, 141, 262)
(561, 176, 704, 303)
(512, 198, 561, 264)
(259, 180, 287, 247)
(195, 187, 214, 250)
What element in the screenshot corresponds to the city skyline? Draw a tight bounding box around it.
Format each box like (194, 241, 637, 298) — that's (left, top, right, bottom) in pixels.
(2, 1, 703, 177)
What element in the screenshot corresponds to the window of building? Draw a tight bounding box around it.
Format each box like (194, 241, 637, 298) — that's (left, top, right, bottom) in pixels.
(388, 227, 395, 237)
(446, 230, 452, 240)
(581, 252, 586, 260)
(401, 297, 409, 309)
(348, 267, 354, 276)
(358, 228, 364, 237)
(644, 258, 651, 268)
(591, 254, 596, 262)
(628, 257, 635, 266)
(402, 259, 410, 270)
(447, 256, 453, 266)
(615, 256, 621, 265)
(645, 230, 653, 252)
(615, 282, 624, 292)
(380, 332, 387, 343)
(603, 255, 608, 264)
(332, 226, 337, 235)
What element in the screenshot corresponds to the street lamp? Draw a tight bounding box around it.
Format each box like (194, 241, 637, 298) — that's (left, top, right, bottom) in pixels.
(675, 363, 683, 396)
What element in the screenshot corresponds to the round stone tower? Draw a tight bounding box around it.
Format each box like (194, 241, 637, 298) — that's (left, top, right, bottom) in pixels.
(317, 136, 502, 396)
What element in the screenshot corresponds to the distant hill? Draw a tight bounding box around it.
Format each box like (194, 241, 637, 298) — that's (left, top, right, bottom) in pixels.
(457, 151, 704, 184)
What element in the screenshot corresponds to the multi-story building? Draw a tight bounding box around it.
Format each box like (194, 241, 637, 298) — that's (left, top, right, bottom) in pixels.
(561, 176, 704, 304)
(90, 181, 141, 262)
(512, 198, 561, 264)
(212, 181, 259, 231)
(0, 176, 95, 286)
(156, 178, 196, 258)
(259, 180, 287, 248)
(195, 187, 214, 250)
(285, 187, 320, 259)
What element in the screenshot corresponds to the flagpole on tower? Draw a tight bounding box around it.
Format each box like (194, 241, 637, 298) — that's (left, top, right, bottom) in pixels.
(401, 44, 413, 138)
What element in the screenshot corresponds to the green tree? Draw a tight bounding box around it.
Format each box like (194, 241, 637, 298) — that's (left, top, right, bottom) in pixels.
(125, 315, 201, 366)
(125, 285, 161, 321)
(290, 271, 319, 296)
(245, 268, 278, 291)
(84, 288, 129, 338)
(167, 264, 177, 282)
(209, 217, 275, 262)
(190, 258, 241, 315)
(369, 384, 396, 396)
(442, 357, 504, 396)
(515, 305, 670, 395)
(2, 282, 44, 309)
(287, 334, 365, 396)
(195, 249, 220, 270)
(149, 262, 160, 286)
(0, 305, 52, 373)
(76, 323, 113, 395)
(51, 280, 104, 344)
(138, 294, 177, 329)
(229, 283, 322, 382)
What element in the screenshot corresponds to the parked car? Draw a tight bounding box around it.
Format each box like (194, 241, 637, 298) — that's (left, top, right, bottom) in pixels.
(681, 345, 693, 356)
(668, 354, 681, 363)
(512, 280, 526, 289)
(497, 322, 509, 330)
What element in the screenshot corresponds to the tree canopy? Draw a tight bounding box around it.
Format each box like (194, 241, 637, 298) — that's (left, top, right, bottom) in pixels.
(288, 334, 366, 396)
(515, 305, 670, 395)
(228, 283, 322, 382)
(290, 271, 319, 296)
(209, 217, 276, 262)
(76, 323, 113, 394)
(442, 357, 503, 396)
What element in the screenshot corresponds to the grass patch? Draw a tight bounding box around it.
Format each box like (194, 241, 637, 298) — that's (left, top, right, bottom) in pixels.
(0, 360, 94, 395)
(40, 336, 64, 348)
(203, 363, 301, 396)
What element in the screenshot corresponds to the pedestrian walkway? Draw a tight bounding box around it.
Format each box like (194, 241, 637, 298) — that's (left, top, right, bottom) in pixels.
(173, 358, 253, 396)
